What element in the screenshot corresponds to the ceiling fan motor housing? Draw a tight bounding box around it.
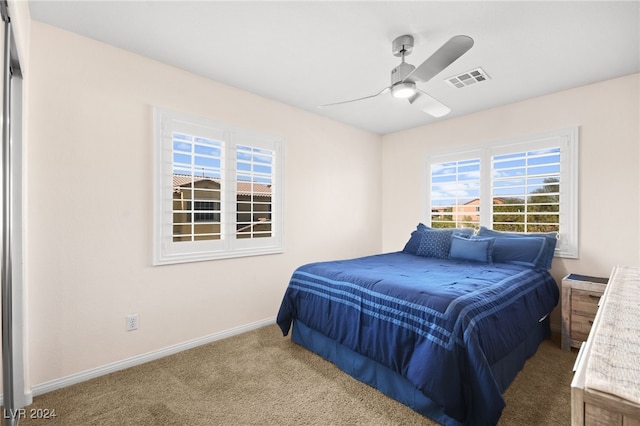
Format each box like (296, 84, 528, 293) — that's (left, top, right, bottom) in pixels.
(391, 61, 416, 85)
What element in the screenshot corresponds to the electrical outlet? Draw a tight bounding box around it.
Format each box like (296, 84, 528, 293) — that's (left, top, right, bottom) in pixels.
(126, 314, 139, 331)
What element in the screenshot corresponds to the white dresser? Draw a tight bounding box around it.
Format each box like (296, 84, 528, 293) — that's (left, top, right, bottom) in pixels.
(571, 265, 640, 425)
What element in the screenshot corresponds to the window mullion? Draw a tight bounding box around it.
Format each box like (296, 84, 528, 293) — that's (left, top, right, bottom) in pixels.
(223, 132, 236, 249)
(480, 148, 492, 229)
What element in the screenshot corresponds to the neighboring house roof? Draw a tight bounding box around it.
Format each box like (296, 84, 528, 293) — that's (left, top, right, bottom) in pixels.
(462, 197, 507, 206)
(172, 174, 271, 197)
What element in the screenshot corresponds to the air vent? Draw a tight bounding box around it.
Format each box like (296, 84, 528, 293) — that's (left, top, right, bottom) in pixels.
(446, 68, 490, 88)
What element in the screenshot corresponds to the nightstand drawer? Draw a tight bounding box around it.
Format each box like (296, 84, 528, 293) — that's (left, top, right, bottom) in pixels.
(571, 289, 601, 317)
(570, 314, 595, 342)
(561, 273, 608, 350)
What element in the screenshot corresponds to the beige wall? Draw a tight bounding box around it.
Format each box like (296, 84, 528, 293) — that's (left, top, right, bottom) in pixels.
(26, 22, 382, 387)
(381, 73, 640, 328)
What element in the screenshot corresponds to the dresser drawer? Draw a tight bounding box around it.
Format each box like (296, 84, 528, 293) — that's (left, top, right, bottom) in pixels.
(571, 289, 601, 317)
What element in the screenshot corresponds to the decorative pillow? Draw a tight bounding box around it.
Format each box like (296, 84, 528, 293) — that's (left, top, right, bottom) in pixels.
(415, 227, 475, 259)
(417, 230, 452, 259)
(477, 226, 558, 270)
(403, 223, 475, 254)
(449, 234, 495, 263)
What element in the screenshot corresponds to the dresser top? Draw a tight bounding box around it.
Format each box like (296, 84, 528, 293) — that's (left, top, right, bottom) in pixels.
(584, 265, 640, 405)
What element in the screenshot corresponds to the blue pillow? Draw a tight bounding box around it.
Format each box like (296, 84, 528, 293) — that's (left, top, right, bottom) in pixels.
(403, 223, 474, 254)
(491, 237, 546, 268)
(417, 230, 451, 259)
(415, 227, 475, 259)
(402, 224, 428, 254)
(449, 234, 495, 263)
(477, 226, 557, 270)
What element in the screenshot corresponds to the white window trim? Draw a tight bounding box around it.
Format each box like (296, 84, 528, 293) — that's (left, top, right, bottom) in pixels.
(153, 108, 285, 265)
(424, 127, 579, 259)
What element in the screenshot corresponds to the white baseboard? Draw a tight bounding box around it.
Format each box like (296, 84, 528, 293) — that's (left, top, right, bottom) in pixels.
(30, 317, 275, 398)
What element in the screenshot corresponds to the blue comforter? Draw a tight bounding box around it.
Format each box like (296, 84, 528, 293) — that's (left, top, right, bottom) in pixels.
(276, 252, 559, 425)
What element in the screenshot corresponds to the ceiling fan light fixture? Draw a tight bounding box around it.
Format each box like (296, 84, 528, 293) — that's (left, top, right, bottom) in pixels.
(391, 81, 416, 99)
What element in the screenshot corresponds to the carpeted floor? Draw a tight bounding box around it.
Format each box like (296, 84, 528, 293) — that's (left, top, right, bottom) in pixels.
(17, 324, 576, 425)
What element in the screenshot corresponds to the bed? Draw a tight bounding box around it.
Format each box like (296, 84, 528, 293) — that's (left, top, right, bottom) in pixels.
(276, 225, 560, 425)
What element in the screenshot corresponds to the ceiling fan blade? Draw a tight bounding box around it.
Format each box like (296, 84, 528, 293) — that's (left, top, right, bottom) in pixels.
(404, 35, 474, 84)
(319, 86, 390, 108)
(409, 90, 451, 117)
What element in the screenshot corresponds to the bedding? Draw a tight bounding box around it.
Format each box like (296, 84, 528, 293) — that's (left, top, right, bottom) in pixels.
(277, 251, 559, 425)
(477, 226, 558, 270)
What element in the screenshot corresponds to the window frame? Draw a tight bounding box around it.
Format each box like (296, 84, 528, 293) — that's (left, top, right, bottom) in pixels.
(153, 108, 285, 265)
(425, 127, 579, 259)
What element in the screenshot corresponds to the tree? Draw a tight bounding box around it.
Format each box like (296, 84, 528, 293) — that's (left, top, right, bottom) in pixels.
(526, 178, 559, 232)
(493, 197, 525, 232)
(492, 178, 560, 232)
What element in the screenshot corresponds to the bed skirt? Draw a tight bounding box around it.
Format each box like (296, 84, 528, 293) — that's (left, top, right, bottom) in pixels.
(291, 317, 551, 425)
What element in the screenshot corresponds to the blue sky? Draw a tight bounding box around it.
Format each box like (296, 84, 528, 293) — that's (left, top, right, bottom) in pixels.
(173, 133, 273, 184)
(431, 148, 560, 207)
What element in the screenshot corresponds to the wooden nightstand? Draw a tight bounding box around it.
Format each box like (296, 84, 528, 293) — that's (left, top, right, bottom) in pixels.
(561, 273, 608, 351)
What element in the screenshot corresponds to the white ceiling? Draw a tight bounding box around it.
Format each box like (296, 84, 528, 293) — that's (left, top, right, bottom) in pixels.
(28, 1, 640, 135)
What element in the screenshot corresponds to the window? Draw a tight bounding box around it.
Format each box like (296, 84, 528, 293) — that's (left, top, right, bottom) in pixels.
(236, 145, 274, 239)
(430, 156, 481, 229)
(154, 108, 284, 264)
(426, 128, 578, 258)
(491, 148, 560, 233)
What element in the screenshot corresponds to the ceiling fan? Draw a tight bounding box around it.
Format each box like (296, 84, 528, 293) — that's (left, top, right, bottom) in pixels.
(320, 34, 474, 117)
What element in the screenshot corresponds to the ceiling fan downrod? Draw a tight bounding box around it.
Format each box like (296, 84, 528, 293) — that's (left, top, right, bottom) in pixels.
(390, 35, 417, 97)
